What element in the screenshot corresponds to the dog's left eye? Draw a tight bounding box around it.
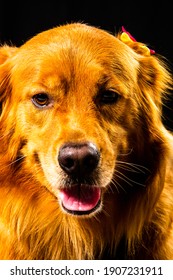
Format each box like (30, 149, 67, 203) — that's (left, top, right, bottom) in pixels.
(99, 90, 120, 105)
(32, 93, 50, 108)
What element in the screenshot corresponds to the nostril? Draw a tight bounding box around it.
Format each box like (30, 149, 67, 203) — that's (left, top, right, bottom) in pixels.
(65, 158, 75, 169)
(58, 150, 77, 174)
(58, 142, 100, 176)
(82, 152, 99, 171)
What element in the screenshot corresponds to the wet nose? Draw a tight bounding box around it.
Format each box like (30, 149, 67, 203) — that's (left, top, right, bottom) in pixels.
(58, 142, 100, 176)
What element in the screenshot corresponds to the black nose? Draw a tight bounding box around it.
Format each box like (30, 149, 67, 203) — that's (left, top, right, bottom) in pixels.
(58, 142, 100, 176)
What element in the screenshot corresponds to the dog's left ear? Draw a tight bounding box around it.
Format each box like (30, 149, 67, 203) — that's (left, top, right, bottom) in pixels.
(118, 29, 172, 215)
(118, 28, 172, 119)
(0, 46, 17, 113)
(137, 55, 172, 111)
(135, 54, 172, 164)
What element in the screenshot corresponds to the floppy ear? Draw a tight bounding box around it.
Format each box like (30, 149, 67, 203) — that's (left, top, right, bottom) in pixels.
(118, 29, 172, 213)
(136, 54, 172, 184)
(0, 46, 17, 113)
(137, 55, 172, 130)
(0, 45, 17, 64)
(118, 28, 172, 134)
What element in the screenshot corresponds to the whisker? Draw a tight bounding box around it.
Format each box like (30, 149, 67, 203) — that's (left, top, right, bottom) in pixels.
(115, 170, 146, 187)
(116, 160, 150, 174)
(101, 206, 111, 218)
(110, 177, 127, 194)
(6, 155, 26, 167)
(116, 164, 139, 173)
(118, 148, 133, 156)
(115, 173, 133, 187)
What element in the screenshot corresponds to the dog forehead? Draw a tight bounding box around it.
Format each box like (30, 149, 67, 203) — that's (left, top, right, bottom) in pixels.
(12, 23, 138, 87)
(22, 23, 119, 49)
(19, 23, 134, 62)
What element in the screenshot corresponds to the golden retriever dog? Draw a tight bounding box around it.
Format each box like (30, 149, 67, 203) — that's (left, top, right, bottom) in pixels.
(0, 23, 173, 260)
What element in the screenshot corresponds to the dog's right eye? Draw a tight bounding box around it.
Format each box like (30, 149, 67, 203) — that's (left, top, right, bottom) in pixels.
(32, 93, 50, 108)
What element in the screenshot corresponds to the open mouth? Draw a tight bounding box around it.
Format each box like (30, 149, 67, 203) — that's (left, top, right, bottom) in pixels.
(59, 184, 101, 215)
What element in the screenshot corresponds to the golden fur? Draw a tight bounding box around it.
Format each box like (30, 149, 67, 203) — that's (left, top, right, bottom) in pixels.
(0, 23, 173, 259)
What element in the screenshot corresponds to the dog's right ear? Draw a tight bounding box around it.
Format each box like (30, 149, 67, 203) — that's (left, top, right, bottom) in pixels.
(0, 45, 17, 64)
(0, 46, 17, 113)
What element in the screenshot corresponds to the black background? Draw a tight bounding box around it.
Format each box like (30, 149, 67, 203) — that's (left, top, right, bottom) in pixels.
(0, 1, 172, 130)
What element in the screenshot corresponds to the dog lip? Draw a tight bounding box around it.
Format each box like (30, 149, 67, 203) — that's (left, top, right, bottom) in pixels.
(59, 184, 101, 215)
(61, 199, 101, 216)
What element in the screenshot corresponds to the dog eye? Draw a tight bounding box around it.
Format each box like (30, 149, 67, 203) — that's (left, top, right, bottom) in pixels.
(99, 90, 120, 105)
(32, 93, 50, 108)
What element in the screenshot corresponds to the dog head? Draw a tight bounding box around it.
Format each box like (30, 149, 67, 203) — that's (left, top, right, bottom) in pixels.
(0, 23, 171, 218)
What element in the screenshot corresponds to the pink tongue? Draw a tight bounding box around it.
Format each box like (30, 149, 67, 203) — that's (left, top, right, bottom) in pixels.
(59, 185, 101, 212)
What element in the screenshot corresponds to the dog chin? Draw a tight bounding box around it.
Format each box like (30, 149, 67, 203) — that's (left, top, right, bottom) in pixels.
(58, 184, 102, 216)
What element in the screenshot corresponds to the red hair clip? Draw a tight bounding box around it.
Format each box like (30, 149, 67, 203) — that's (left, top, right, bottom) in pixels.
(120, 26, 155, 56)
(121, 26, 137, 42)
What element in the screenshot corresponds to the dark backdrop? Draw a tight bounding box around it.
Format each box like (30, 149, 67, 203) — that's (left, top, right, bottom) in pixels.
(0, 1, 172, 129)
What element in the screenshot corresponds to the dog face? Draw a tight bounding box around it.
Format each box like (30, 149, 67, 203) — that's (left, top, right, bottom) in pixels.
(0, 23, 170, 217)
